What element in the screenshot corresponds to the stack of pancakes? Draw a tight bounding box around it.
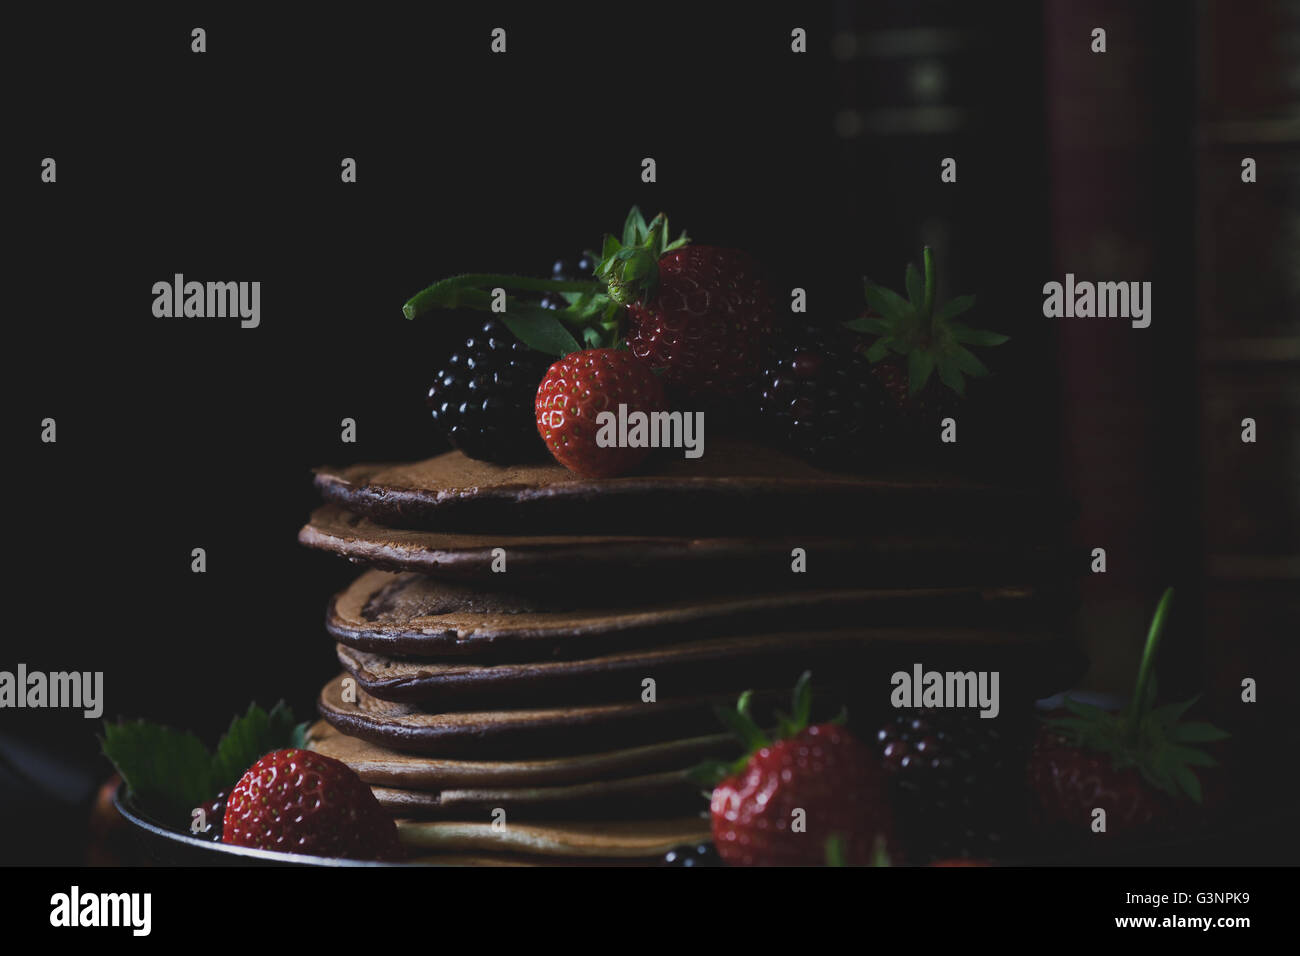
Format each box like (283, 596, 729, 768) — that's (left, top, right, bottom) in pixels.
(299, 438, 1080, 864)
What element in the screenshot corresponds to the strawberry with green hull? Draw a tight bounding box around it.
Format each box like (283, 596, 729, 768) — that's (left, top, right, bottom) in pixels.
(694, 673, 895, 867)
(847, 247, 1008, 445)
(598, 209, 776, 405)
(1028, 589, 1229, 844)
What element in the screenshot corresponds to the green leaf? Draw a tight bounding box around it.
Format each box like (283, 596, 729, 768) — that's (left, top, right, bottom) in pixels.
(908, 350, 936, 394)
(843, 316, 892, 336)
(713, 702, 771, 753)
(581, 326, 603, 348)
(862, 280, 913, 321)
(1168, 762, 1204, 803)
(1147, 697, 1199, 725)
(210, 701, 301, 792)
(1165, 745, 1219, 768)
(622, 206, 647, 247)
(936, 361, 966, 396)
(933, 294, 976, 323)
(947, 322, 1009, 347)
(949, 345, 990, 378)
(686, 760, 734, 788)
(904, 263, 924, 310)
(1062, 697, 1115, 721)
(102, 721, 214, 828)
(499, 311, 582, 356)
(790, 670, 813, 731)
(864, 340, 891, 363)
(1168, 722, 1230, 743)
(825, 835, 847, 867)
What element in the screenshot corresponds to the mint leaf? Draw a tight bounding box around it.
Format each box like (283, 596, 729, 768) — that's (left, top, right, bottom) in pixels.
(499, 310, 582, 356)
(210, 701, 302, 792)
(102, 721, 214, 828)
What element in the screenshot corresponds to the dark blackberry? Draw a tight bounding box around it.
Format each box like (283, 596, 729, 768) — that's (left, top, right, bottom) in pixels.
(551, 253, 596, 281)
(192, 792, 226, 842)
(876, 709, 1029, 863)
(426, 318, 553, 463)
(542, 253, 597, 310)
(661, 842, 723, 867)
(756, 325, 895, 465)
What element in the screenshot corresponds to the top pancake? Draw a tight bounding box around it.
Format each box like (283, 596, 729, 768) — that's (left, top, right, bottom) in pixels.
(313, 437, 1067, 536)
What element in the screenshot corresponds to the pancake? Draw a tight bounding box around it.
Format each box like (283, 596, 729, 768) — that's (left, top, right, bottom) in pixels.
(369, 769, 700, 819)
(304, 719, 735, 788)
(395, 816, 711, 858)
(317, 673, 789, 757)
(334, 626, 1079, 709)
(312, 437, 1068, 535)
(328, 569, 1054, 660)
(299, 504, 1068, 585)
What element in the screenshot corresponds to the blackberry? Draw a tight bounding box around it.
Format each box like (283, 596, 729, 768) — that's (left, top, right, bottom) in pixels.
(876, 709, 1029, 863)
(542, 253, 597, 311)
(661, 842, 723, 867)
(756, 325, 895, 466)
(426, 318, 553, 463)
(192, 792, 227, 842)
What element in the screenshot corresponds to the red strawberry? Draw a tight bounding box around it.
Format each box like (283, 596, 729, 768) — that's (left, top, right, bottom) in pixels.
(1027, 589, 1229, 844)
(535, 347, 666, 477)
(699, 674, 894, 867)
(597, 210, 775, 403)
(223, 748, 404, 861)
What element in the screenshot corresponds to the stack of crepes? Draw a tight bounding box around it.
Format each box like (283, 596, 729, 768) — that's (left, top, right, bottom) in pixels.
(298, 437, 1080, 864)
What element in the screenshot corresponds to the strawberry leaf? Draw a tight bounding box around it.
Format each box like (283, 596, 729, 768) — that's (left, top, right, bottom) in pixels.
(948, 322, 1009, 347)
(862, 281, 912, 322)
(949, 345, 990, 378)
(843, 316, 892, 336)
(790, 671, 813, 731)
(1169, 762, 1204, 803)
(936, 359, 965, 396)
(933, 294, 976, 323)
(908, 350, 936, 394)
(499, 311, 582, 357)
(713, 700, 770, 753)
(1169, 722, 1231, 743)
(622, 206, 647, 247)
(864, 339, 891, 363)
(904, 263, 924, 309)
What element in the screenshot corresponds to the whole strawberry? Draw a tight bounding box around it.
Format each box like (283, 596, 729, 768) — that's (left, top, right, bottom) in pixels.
(597, 209, 776, 404)
(846, 247, 1007, 445)
(1027, 589, 1228, 845)
(223, 748, 404, 861)
(535, 347, 666, 477)
(697, 674, 894, 866)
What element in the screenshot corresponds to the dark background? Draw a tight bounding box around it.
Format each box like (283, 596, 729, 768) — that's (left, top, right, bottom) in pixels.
(4, 1, 1297, 864)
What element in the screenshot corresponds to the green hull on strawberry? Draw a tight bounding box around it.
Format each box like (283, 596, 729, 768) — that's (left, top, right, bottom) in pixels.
(1027, 589, 1229, 848)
